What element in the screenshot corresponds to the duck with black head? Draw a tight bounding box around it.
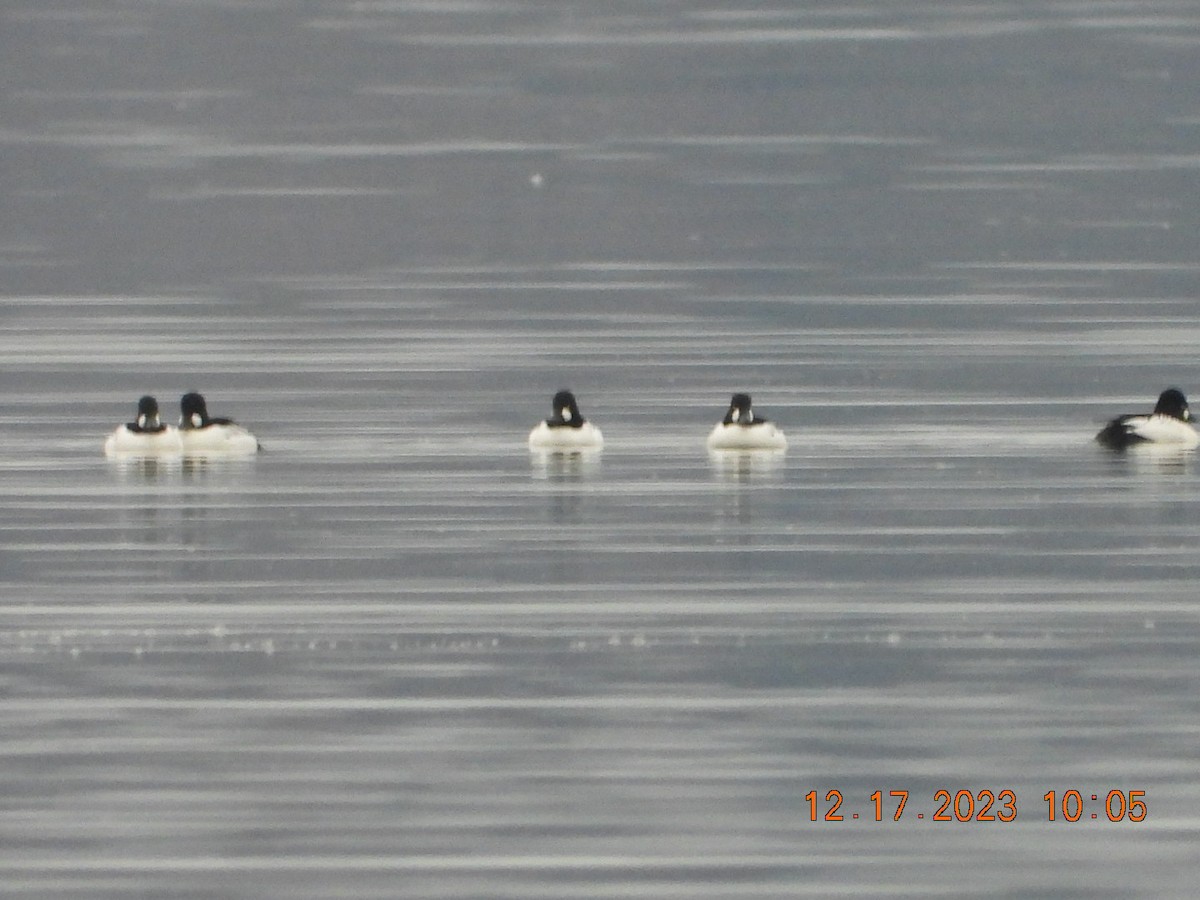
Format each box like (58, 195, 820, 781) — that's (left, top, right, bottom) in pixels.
(528, 390, 604, 450)
(1096, 388, 1200, 450)
(706, 393, 787, 451)
(178, 392, 260, 454)
(104, 395, 184, 456)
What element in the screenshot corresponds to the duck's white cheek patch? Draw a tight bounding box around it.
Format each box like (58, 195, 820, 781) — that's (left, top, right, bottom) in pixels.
(137, 414, 147, 428)
(561, 408, 572, 422)
(191, 414, 203, 428)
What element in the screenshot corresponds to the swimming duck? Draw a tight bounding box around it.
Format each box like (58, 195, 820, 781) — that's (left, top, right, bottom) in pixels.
(104, 395, 184, 456)
(1096, 388, 1200, 449)
(178, 392, 261, 454)
(528, 389, 604, 450)
(706, 393, 787, 451)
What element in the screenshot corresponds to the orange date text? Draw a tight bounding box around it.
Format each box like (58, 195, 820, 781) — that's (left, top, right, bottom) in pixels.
(805, 789, 1147, 823)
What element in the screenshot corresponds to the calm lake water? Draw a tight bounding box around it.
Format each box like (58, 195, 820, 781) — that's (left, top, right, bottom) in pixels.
(3, 1, 1200, 897)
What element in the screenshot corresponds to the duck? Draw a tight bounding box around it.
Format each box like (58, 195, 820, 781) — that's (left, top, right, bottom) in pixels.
(528, 389, 604, 450)
(1096, 388, 1200, 449)
(706, 393, 787, 451)
(178, 392, 261, 454)
(104, 395, 184, 456)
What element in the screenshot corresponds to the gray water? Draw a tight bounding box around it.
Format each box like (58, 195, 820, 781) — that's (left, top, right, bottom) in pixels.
(3, 1, 1200, 897)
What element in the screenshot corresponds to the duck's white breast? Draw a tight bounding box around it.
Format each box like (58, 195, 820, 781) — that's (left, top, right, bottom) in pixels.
(104, 425, 184, 457)
(1128, 415, 1200, 447)
(180, 424, 260, 455)
(705, 422, 787, 451)
(528, 421, 604, 450)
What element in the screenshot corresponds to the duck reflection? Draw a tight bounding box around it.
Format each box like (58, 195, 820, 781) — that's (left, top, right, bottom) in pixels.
(1102, 442, 1195, 476)
(530, 448, 600, 524)
(529, 447, 601, 482)
(107, 454, 182, 482)
(708, 448, 785, 483)
(709, 448, 785, 528)
(106, 455, 183, 558)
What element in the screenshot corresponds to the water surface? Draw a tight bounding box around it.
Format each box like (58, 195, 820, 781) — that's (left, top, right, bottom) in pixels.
(3, 1, 1200, 897)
